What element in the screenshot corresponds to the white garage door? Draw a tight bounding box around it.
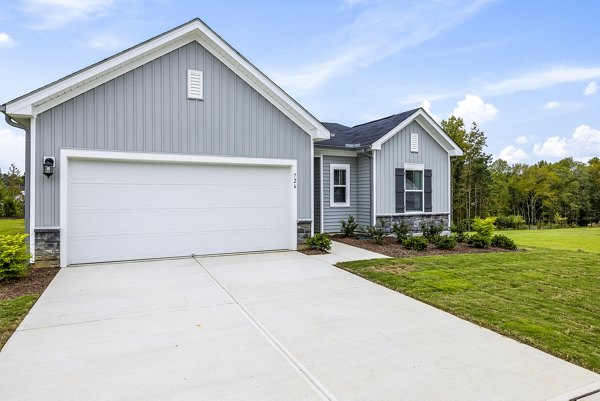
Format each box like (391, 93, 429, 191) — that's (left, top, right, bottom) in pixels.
(66, 156, 295, 265)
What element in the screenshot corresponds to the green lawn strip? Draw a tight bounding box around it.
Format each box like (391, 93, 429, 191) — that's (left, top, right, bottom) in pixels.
(338, 248, 600, 373)
(0, 219, 25, 236)
(500, 227, 600, 253)
(0, 295, 39, 350)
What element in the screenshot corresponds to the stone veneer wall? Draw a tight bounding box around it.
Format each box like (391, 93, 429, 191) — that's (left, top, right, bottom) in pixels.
(297, 220, 312, 243)
(34, 228, 60, 268)
(376, 213, 450, 234)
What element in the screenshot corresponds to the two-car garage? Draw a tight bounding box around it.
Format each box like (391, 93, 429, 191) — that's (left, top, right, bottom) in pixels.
(62, 151, 297, 266)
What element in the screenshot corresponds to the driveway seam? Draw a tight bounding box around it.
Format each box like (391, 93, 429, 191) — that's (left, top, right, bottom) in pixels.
(193, 256, 338, 401)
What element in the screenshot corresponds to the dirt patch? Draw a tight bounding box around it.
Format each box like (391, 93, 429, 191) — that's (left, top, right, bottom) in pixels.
(332, 235, 515, 258)
(0, 268, 59, 300)
(298, 248, 329, 255)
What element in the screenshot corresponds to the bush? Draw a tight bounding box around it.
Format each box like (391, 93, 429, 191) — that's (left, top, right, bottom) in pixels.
(360, 220, 387, 245)
(403, 236, 428, 251)
(466, 233, 491, 248)
(392, 221, 411, 243)
(420, 221, 445, 243)
(472, 217, 496, 239)
(305, 233, 332, 251)
(340, 215, 358, 238)
(0, 234, 30, 281)
(491, 234, 517, 250)
(434, 235, 457, 250)
(450, 223, 467, 243)
(495, 215, 526, 230)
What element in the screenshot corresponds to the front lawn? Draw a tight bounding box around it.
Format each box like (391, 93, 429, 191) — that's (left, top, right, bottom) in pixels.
(339, 247, 600, 372)
(0, 219, 25, 236)
(0, 295, 38, 349)
(501, 227, 600, 253)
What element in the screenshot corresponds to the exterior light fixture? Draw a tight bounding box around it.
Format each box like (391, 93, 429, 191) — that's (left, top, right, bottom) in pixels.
(43, 157, 55, 178)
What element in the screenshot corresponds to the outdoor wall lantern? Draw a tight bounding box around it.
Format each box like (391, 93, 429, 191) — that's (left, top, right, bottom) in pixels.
(43, 157, 55, 178)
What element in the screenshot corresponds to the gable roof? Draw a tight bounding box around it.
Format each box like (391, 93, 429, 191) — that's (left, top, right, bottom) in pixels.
(318, 108, 463, 156)
(1, 18, 330, 140)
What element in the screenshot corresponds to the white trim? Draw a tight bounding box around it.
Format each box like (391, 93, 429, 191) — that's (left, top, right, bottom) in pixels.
(404, 163, 424, 170)
(59, 150, 297, 267)
(404, 164, 424, 213)
(310, 142, 314, 237)
(5, 20, 330, 140)
(314, 148, 358, 157)
(29, 116, 36, 262)
(372, 151, 377, 226)
(448, 154, 452, 229)
(319, 155, 324, 234)
(371, 109, 463, 156)
(329, 163, 350, 208)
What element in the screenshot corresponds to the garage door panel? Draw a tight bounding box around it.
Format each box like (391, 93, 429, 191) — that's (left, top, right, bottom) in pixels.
(67, 158, 295, 264)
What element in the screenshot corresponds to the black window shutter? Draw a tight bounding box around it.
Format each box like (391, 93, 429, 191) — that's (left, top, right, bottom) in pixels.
(424, 169, 433, 212)
(395, 168, 405, 213)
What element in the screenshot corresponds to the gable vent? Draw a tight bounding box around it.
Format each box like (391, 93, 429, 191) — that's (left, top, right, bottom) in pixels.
(410, 133, 419, 152)
(187, 69, 203, 100)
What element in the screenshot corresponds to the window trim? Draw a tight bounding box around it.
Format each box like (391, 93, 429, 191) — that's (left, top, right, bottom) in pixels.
(404, 163, 424, 213)
(329, 163, 350, 207)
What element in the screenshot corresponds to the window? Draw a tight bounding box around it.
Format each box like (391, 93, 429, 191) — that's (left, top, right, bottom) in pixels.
(405, 169, 423, 212)
(330, 164, 350, 207)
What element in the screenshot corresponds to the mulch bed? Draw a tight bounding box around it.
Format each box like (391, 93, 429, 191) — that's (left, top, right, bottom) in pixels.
(0, 268, 60, 300)
(298, 248, 329, 255)
(332, 235, 516, 258)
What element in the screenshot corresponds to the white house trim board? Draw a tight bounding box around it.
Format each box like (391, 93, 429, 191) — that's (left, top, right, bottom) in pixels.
(59, 149, 297, 267)
(319, 155, 324, 234)
(314, 148, 358, 158)
(329, 163, 350, 208)
(4, 19, 330, 140)
(372, 151, 377, 225)
(310, 140, 314, 236)
(371, 108, 463, 156)
(29, 116, 36, 261)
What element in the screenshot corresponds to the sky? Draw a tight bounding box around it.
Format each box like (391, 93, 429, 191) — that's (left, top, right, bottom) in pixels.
(1, 0, 599, 172)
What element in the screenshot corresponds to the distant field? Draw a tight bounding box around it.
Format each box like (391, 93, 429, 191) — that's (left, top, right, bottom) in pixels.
(500, 227, 600, 253)
(0, 219, 25, 236)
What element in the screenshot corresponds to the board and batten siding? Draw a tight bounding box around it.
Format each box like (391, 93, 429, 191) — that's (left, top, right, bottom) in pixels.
(35, 41, 312, 227)
(322, 155, 358, 233)
(375, 121, 449, 214)
(356, 154, 372, 226)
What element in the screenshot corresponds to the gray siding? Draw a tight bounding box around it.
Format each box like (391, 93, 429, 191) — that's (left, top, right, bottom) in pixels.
(376, 121, 449, 214)
(313, 157, 321, 233)
(322, 155, 358, 233)
(357, 154, 371, 226)
(35, 41, 312, 227)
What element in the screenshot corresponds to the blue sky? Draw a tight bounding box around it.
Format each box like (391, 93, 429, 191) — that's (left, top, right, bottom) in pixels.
(1, 0, 599, 171)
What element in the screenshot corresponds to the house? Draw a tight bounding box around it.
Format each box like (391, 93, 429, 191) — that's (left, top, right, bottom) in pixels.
(1, 19, 461, 268)
(315, 109, 463, 234)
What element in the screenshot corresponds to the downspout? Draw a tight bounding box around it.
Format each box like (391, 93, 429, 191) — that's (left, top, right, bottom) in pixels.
(2, 108, 32, 252)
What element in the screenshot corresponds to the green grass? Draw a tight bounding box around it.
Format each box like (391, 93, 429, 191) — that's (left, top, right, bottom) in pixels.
(339, 244, 600, 372)
(500, 227, 600, 253)
(0, 295, 38, 350)
(0, 219, 25, 236)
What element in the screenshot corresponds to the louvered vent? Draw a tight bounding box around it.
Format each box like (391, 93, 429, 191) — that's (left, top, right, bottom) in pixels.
(410, 133, 419, 152)
(187, 69, 203, 100)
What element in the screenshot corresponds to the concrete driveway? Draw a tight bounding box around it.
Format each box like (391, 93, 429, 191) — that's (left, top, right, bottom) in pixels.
(0, 251, 598, 401)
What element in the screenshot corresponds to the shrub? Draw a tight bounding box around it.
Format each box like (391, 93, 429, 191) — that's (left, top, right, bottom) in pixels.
(305, 233, 332, 251)
(466, 233, 491, 248)
(340, 215, 359, 238)
(420, 221, 445, 243)
(434, 235, 457, 250)
(472, 217, 496, 239)
(495, 215, 526, 230)
(491, 234, 517, 250)
(0, 234, 30, 281)
(450, 223, 467, 243)
(403, 236, 428, 251)
(392, 221, 411, 243)
(360, 220, 387, 245)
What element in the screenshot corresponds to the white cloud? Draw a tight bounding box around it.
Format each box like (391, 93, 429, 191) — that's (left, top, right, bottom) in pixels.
(88, 33, 125, 51)
(584, 81, 597, 95)
(271, 0, 492, 94)
(0, 128, 25, 172)
(498, 145, 528, 164)
(544, 101, 560, 109)
(20, 0, 114, 30)
(532, 125, 600, 161)
(451, 94, 498, 125)
(515, 135, 528, 145)
(0, 32, 15, 47)
(483, 66, 600, 95)
(419, 99, 441, 122)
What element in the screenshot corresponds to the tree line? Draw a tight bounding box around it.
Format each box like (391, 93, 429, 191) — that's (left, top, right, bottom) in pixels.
(0, 164, 25, 218)
(442, 116, 600, 230)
